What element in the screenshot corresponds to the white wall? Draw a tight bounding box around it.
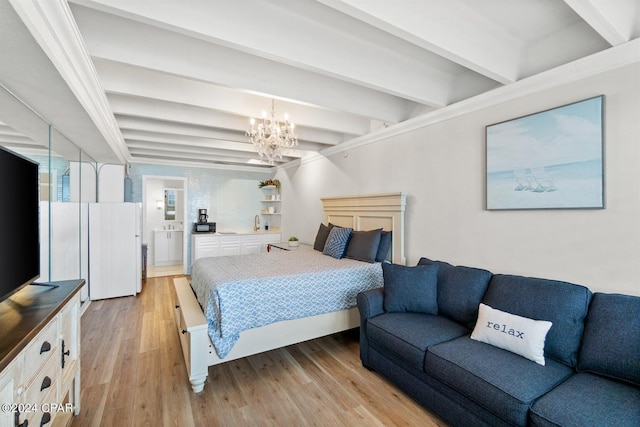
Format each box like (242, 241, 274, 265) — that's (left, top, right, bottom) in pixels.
(277, 62, 640, 296)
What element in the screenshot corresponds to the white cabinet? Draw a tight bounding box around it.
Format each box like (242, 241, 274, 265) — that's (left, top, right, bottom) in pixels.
(155, 230, 183, 266)
(0, 281, 82, 427)
(192, 233, 281, 263)
(0, 359, 20, 427)
(192, 234, 219, 260)
(240, 235, 262, 255)
(219, 235, 241, 257)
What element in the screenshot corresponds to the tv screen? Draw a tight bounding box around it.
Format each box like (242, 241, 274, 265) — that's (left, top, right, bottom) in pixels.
(0, 146, 40, 301)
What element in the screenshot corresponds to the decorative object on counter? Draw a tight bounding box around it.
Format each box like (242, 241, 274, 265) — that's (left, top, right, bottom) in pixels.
(288, 236, 299, 247)
(198, 208, 208, 223)
(247, 99, 298, 165)
(258, 179, 281, 190)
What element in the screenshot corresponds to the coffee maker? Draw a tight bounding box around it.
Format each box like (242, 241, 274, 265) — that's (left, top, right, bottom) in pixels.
(193, 209, 216, 233)
(198, 209, 208, 223)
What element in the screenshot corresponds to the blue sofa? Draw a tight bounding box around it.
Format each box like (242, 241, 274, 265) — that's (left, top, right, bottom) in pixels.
(357, 258, 640, 426)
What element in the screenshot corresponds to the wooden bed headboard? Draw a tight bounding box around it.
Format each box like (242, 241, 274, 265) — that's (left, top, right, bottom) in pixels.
(321, 192, 407, 265)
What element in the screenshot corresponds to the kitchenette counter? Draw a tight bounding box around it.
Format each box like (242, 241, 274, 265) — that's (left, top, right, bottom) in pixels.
(192, 230, 281, 235)
(191, 231, 281, 261)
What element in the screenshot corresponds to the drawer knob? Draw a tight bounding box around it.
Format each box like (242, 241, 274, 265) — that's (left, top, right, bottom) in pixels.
(40, 412, 51, 426)
(40, 341, 51, 354)
(181, 329, 187, 334)
(14, 411, 28, 426)
(175, 305, 180, 309)
(40, 376, 51, 391)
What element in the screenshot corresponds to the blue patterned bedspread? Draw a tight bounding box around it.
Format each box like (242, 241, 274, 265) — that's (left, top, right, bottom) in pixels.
(191, 249, 383, 358)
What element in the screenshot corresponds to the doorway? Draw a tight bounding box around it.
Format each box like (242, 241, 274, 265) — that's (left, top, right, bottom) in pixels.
(142, 176, 188, 277)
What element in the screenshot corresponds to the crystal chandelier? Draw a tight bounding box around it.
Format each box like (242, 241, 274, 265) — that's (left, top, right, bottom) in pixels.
(247, 99, 298, 165)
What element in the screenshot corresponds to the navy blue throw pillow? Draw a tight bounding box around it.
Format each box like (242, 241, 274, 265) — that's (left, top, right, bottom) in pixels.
(313, 223, 334, 251)
(383, 263, 439, 314)
(323, 227, 352, 259)
(375, 231, 392, 262)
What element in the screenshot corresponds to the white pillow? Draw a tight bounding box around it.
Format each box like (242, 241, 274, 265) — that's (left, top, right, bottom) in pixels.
(471, 303, 553, 366)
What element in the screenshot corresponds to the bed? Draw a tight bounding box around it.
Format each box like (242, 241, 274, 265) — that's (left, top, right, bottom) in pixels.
(173, 192, 406, 392)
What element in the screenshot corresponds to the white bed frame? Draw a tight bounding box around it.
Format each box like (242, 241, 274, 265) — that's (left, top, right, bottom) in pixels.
(173, 192, 406, 392)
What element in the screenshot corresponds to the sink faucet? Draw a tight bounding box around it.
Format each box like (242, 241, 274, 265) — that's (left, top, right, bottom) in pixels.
(254, 214, 260, 231)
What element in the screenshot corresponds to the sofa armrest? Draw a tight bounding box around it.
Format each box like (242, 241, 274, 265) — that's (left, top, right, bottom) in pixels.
(357, 287, 385, 367)
(357, 287, 385, 321)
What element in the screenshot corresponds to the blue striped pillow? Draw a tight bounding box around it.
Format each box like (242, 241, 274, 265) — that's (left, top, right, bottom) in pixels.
(323, 227, 353, 259)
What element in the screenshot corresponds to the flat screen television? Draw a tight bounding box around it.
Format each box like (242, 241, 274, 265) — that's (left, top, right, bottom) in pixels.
(0, 146, 40, 302)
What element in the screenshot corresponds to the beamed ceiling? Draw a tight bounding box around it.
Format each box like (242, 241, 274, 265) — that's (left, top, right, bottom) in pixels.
(1, 0, 639, 170)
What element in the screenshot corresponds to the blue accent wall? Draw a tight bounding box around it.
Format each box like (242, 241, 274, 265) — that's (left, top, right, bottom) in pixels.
(129, 163, 273, 268)
(128, 163, 272, 226)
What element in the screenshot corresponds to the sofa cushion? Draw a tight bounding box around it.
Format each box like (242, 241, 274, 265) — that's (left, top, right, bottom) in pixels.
(418, 257, 492, 327)
(578, 293, 640, 386)
(483, 274, 591, 367)
(471, 303, 553, 366)
(529, 373, 640, 427)
(367, 312, 469, 371)
(426, 336, 574, 426)
(382, 263, 439, 314)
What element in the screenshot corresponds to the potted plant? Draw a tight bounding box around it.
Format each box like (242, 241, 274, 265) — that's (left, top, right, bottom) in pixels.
(288, 236, 299, 247)
(258, 179, 281, 191)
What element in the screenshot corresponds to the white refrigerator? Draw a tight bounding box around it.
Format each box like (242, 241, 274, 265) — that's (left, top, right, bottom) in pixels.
(88, 203, 142, 300)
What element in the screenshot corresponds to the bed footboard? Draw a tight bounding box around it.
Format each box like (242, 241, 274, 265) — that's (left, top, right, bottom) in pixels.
(173, 277, 211, 393)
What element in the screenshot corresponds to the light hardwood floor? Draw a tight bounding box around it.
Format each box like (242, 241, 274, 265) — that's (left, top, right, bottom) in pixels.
(72, 275, 446, 426)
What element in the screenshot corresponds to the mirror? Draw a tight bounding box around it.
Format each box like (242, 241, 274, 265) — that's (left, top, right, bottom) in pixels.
(163, 188, 183, 221)
(0, 84, 95, 303)
(164, 189, 176, 220)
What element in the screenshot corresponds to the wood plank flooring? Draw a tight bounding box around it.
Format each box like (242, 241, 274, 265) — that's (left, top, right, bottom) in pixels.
(71, 275, 446, 426)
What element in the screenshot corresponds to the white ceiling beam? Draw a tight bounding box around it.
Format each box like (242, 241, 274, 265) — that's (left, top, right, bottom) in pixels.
(563, 0, 636, 46)
(115, 114, 342, 147)
(70, 3, 422, 120)
(0, 135, 38, 145)
(0, 124, 27, 136)
(128, 147, 291, 166)
(130, 155, 275, 171)
(126, 143, 298, 165)
(316, 0, 522, 85)
(109, 95, 253, 133)
(121, 122, 247, 145)
(121, 130, 257, 154)
(127, 142, 263, 161)
(118, 119, 331, 152)
(122, 131, 312, 161)
(94, 58, 371, 137)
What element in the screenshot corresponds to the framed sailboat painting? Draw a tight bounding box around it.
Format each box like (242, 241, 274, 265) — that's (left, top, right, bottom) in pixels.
(486, 96, 604, 210)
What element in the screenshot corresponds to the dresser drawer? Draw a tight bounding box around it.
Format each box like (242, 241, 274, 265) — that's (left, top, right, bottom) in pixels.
(24, 351, 58, 407)
(23, 385, 57, 427)
(23, 319, 58, 376)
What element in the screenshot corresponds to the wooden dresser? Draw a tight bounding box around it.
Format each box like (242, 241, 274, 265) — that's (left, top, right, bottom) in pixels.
(0, 280, 83, 427)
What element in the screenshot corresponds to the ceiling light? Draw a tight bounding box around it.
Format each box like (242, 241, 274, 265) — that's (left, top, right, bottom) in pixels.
(247, 99, 298, 165)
